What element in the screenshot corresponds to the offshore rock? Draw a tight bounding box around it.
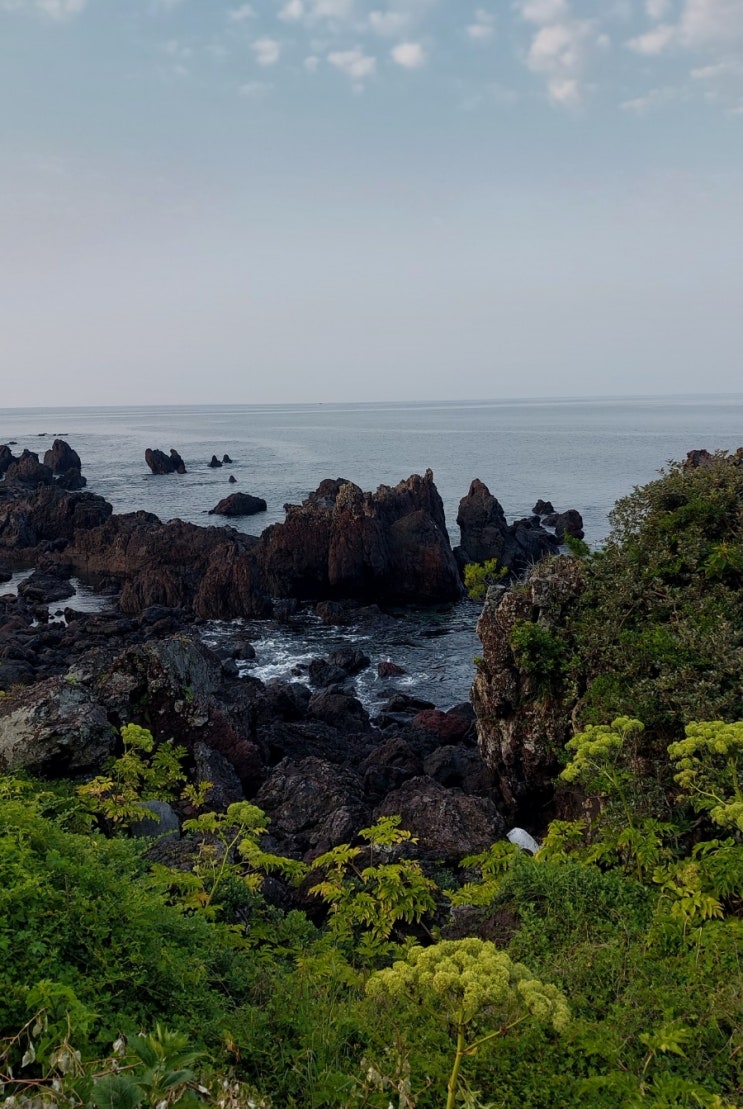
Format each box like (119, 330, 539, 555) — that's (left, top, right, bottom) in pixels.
(4, 451, 54, 489)
(471, 555, 584, 823)
(208, 492, 267, 517)
(455, 479, 559, 575)
(43, 439, 87, 489)
(145, 448, 187, 475)
(257, 469, 463, 604)
(542, 508, 585, 541)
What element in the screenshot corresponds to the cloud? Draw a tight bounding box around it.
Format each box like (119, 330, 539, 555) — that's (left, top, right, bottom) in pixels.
(327, 46, 376, 78)
(520, 0, 569, 25)
(304, 53, 320, 71)
(628, 0, 743, 55)
(34, 0, 85, 18)
(467, 8, 495, 42)
(307, 0, 354, 22)
(627, 22, 677, 53)
(524, 16, 603, 106)
(278, 0, 304, 21)
(368, 9, 409, 36)
(620, 84, 680, 111)
(645, 0, 671, 17)
(228, 3, 255, 20)
(239, 79, 272, 96)
(252, 36, 281, 64)
(391, 40, 425, 67)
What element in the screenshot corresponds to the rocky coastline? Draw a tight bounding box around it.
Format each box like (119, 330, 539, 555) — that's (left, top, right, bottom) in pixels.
(0, 438, 585, 870)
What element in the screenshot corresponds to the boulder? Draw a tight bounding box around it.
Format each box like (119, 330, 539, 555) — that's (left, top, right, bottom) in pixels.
(255, 756, 369, 858)
(533, 499, 554, 516)
(542, 509, 585, 541)
(375, 776, 504, 862)
(208, 493, 267, 517)
(228, 475, 237, 484)
(222, 454, 233, 465)
(43, 440, 86, 489)
(377, 660, 406, 678)
(208, 455, 223, 468)
(18, 570, 76, 605)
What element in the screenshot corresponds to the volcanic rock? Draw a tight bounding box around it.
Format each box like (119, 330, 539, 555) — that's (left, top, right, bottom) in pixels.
(257, 469, 463, 605)
(208, 455, 223, 468)
(145, 448, 187, 475)
(208, 493, 267, 517)
(455, 479, 559, 576)
(375, 776, 504, 862)
(542, 508, 585, 541)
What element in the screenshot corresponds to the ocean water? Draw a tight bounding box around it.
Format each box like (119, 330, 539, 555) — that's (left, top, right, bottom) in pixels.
(3, 395, 743, 712)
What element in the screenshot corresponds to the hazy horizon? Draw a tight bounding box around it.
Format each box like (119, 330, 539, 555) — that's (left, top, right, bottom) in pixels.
(2, 0, 741, 408)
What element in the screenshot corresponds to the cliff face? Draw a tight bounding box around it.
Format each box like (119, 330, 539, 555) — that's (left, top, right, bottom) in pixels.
(471, 555, 584, 824)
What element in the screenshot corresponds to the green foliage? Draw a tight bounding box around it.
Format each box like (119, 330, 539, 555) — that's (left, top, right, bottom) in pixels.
(178, 803, 308, 917)
(464, 559, 507, 601)
(77, 724, 187, 828)
(668, 720, 743, 832)
(309, 816, 438, 963)
(508, 621, 566, 697)
(366, 939, 569, 1109)
(565, 451, 743, 737)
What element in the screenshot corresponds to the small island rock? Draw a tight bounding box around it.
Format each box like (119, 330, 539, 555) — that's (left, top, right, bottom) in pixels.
(209, 492, 268, 517)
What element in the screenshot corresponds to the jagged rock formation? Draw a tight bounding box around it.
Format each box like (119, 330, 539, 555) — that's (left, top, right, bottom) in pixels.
(145, 448, 187, 474)
(471, 555, 585, 823)
(257, 469, 463, 604)
(455, 478, 560, 574)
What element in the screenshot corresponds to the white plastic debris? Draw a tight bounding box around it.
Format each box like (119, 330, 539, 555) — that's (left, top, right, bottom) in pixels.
(507, 827, 540, 855)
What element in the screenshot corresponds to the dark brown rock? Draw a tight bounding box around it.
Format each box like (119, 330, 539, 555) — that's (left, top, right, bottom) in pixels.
(257, 469, 463, 605)
(145, 448, 187, 475)
(208, 493, 267, 517)
(375, 776, 504, 862)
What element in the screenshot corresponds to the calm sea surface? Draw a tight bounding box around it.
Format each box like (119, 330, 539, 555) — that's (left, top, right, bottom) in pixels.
(3, 396, 742, 712)
(3, 395, 743, 545)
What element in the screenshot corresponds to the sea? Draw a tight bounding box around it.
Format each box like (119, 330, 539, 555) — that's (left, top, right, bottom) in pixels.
(3, 395, 742, 714)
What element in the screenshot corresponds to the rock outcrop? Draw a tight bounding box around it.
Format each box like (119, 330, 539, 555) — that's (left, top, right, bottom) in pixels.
(43, 439, 86, 490)
(145, 448, 187, 475)
(471, 555, 585, 823)
(257, 469, 463, 604)
(455, 479, 559, 574)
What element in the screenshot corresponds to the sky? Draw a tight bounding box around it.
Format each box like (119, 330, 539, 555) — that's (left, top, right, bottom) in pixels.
(1, 0, 742, 407)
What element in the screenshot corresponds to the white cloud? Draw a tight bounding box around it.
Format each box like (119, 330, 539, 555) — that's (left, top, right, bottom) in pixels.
(279, 0, 304, 21)
(627, 21, 677, 53)
(328, 46, 376, 78)
(646, 0, 671, 17)
(526, 18, 598, 105)
(35, 0, 85, 17)
(620, 85, 679, 111)
(307, 0, 354, 21)
(391, 40, 425, 67)
(368, 9, 409, 36)
(239, 79, 272, 96)
(304, 53, 320, 71)
(162, 38, 192, 58)
(520, 0, 569, 25)
(228, 3, 255, 20)
(467, 8, 495, 42)
(628, 0, 743, 56)
(691, 60, 728, 77)
(253, 36, 281, 64)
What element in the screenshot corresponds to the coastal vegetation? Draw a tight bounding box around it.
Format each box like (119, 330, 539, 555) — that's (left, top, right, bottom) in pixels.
(2, 450, 743, 1107)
